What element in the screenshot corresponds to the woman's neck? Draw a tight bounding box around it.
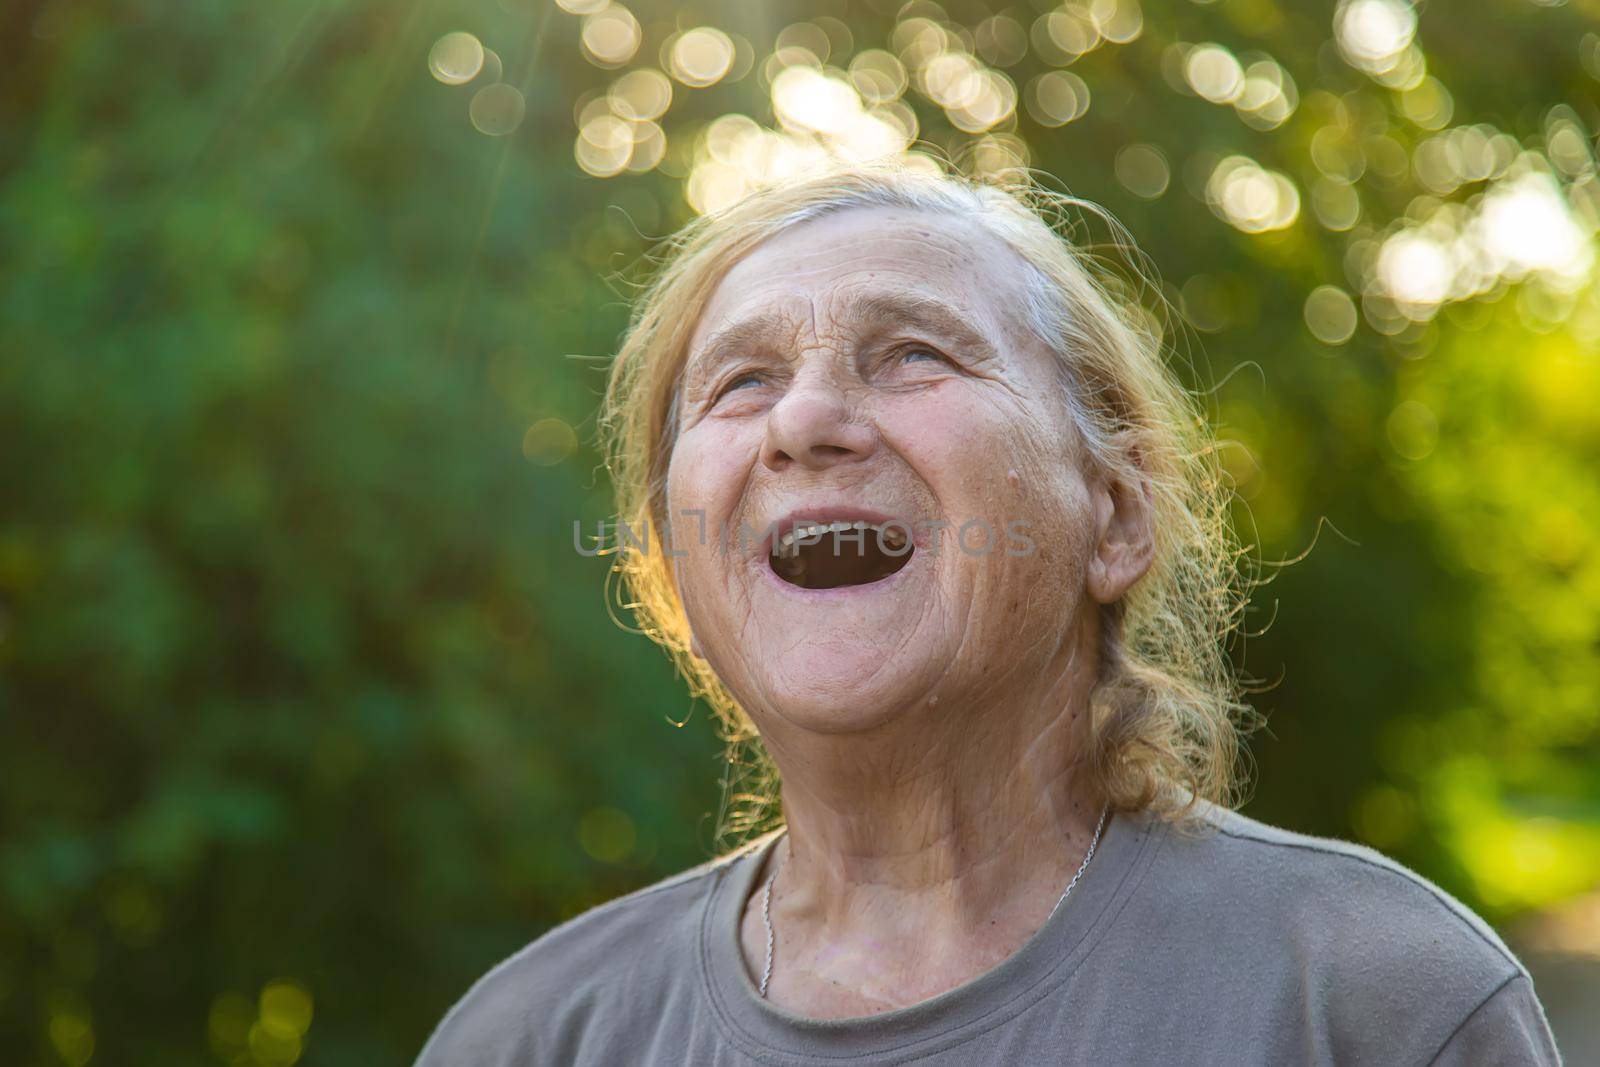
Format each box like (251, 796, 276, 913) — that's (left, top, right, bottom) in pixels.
(743, 624, 1108, 1013)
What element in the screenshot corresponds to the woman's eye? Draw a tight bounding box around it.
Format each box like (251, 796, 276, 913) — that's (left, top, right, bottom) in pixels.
(900, 348, 948, 367)
(716, 372, 763, 399)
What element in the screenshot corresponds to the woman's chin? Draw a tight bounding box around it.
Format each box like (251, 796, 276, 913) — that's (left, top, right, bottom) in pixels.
(750, 655, 946, 735)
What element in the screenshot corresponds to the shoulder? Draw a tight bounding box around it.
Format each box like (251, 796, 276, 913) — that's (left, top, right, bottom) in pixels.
(413, 843, 760, 1066)
(1136, 800, 1557, 1062)
(1171, 800, 1522, 978)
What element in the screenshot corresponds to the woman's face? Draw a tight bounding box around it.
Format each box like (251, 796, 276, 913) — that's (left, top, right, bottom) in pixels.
(666, 205, 1139, 733)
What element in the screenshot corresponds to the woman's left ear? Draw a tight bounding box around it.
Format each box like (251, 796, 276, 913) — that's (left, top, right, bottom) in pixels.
(1086, 465, 1156, 605)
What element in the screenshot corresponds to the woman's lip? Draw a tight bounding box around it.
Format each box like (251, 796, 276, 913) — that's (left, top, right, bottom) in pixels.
(753, 507, 924, 556)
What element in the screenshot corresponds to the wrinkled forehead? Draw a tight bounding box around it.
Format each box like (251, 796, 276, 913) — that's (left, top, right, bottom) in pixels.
(687, 206, 1032, 354)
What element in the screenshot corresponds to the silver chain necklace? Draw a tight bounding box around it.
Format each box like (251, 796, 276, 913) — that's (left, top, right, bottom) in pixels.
(758, 803, 1111, 999)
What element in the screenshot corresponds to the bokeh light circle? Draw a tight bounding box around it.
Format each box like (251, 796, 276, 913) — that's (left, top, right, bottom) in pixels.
(470, 83, 526, 136)
(576, 115, 634, 176)
(848, 50, 908, 104)
(1025, 70, 1090, 127)
(669, 27, 735, 88)
(1115, 143, 1170, 199)
(522, 419, 579, 466)
(1207, 156, 1300, 233)
(626, 121, 666, 173)
(1185, 43, 1243, 104)
(581, 5, 641, 68)
(1304, 285, 1359, 344)
(429, 32, 485, 86)
(609, 69, 672, 121)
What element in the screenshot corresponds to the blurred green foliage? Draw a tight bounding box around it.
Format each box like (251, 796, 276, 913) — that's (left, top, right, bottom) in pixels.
(2, 0, 1597, 1063)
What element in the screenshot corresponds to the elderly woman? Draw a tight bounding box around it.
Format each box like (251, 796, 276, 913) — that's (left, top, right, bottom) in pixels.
(417, 164, 1559, 1065)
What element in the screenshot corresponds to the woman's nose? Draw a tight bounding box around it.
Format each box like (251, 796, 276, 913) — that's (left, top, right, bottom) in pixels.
(760, 373, 876, 473)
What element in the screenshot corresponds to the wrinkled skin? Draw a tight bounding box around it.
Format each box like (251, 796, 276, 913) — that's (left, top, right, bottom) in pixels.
(666, 206, 1155, 1018)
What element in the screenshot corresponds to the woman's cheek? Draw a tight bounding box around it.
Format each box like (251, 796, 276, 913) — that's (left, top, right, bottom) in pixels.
(880, 391, 1042, 505)
(668, 424, 755, 583)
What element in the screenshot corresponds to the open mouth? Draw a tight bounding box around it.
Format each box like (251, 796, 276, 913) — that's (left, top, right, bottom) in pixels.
(769, 520, 914, 590)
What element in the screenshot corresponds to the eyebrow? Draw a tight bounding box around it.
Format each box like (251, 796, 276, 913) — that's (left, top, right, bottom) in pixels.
(683, 290, 1001, 395)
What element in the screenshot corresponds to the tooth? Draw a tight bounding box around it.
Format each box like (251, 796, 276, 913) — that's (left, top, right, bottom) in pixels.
(852, 521, 867, 531)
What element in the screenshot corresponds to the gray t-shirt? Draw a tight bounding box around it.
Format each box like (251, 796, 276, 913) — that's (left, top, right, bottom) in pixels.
(415, 801, 1561, 1065)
